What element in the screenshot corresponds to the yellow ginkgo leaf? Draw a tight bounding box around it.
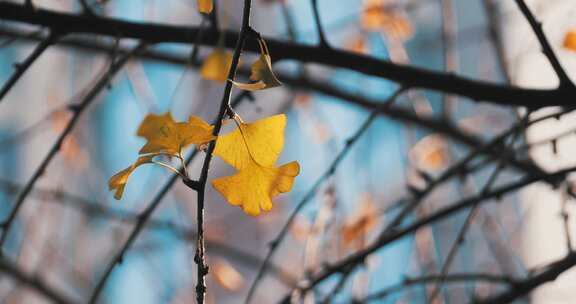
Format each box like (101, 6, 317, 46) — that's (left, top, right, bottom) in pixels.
(197, 0, 213, 14)
(563, 30, 576, 52)
(212, 161, 300, 216)
(231, 38, 282, 91)
(201, 49, 233, 82)
(137, 112, 215, 155)
(214, 114, 286, 169)
(108, 155, 154, 200)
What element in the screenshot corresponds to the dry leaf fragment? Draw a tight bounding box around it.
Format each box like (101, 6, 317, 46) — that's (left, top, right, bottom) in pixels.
(212, 259, 245, 291)
(197, 0, 213, 14)
(341, 194, 378, 248)
(409, 134, 449, 171)
(563, 30, 576, 52)
(108, 155, 154, 200)
(200, 48, 233, 82)
(231, 38, 282, 91)
(361, 0, 414, 40)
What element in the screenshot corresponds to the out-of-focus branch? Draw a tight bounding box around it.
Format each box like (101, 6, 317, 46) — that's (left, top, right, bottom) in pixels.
(0, 43, 147, 250)
(514, 0, 573, 88)
(0, 26, 548, 179)
(440, 0, 458, 118)
(360, 272, 518, 303)
(0, 2, 575, 108)
(482, 0, 511, 82)
(0, 30, 60, 104)
(0, 258, 76, 304)
(310, 0, 329, 48)
(476, 252, 576, 304)
(278, 165, 576, 303)
(0, 178, 298, 287)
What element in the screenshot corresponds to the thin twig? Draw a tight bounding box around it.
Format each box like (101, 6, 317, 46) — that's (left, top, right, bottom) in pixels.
(429, 126, 525, 301)
(0, 258, 76, 304)
(244, 88, 405, 304)
(0, 43, 146, 250)
(475, 252, 576, 304)
(514, 0, 573, 88)
(310, 0, 329, 48)
(359, 273, 517, 303)
(0, 30, 60, 104)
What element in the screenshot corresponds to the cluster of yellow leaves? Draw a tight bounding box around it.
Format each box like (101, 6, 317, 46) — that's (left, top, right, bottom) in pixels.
(201, 37, 281, 91)
(563, 29, 576, 52)
(213, 115, 299, 216)
(108, 113, 215, 200)
(108, 113, 299, 216)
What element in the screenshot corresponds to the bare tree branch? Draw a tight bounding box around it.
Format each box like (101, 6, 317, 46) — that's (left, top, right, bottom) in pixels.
(0, 29, 60, 104)
(0, 2, 575, 108)
(0, 258, 77, 304)
(0, 43, 147, 250)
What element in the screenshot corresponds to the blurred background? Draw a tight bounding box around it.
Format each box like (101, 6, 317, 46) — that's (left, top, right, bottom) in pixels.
(0, 0, 575, 303)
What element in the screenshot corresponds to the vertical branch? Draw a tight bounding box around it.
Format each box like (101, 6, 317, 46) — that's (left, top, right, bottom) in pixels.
(194, 0, 253, 302)
(0, 30, 61, 104)
(87, 92, 249, 304)
(561, 187, 573, 252)
(439, 0, 458, 118)
(0, 43, 146, 251)
(77, 0, 95, 15)
(482, 0, 511, 83)
(310, 0, 329, 48)
(515, 0, 573, 88)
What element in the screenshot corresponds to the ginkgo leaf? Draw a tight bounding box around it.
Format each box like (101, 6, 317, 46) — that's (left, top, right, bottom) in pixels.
(137, 112, 215, 156)
(212, 161, 300, 216)
(201, 49, 233, 82)
(231, 38, 282, 91)
(214, 114, 286, 169)
(563, 30, 576, 52)
(197, 0, 213, 14)
(108, 155, 154, 200)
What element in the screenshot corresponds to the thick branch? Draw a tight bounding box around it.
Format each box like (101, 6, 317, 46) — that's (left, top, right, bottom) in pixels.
(0, 2, 574, 108)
